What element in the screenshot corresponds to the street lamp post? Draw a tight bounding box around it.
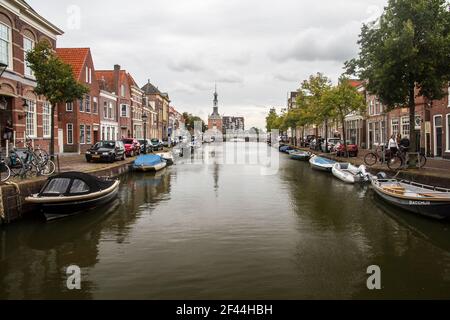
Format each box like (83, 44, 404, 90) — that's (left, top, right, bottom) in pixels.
(142, 112, 148, 154)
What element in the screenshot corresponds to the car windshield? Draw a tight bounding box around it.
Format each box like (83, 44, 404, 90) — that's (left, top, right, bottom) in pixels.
(151, 139, 159, 143)
(94, 141, 115, 149)
(123, 139, 134, 144)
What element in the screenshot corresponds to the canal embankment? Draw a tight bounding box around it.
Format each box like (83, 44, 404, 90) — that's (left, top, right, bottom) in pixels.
(0, 155, 136, 225)
(282, 144, 450, 189)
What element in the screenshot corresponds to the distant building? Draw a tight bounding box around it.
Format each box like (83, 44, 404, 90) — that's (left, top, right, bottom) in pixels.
(208, 85, 222, 132)
(222, 116, 245, 132)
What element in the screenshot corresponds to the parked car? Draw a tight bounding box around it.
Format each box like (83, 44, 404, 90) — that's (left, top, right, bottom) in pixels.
(86, 140, 126, 163)
(122, 138, 141, 157)
(303, 135, 316, 147)
(138, 139, 153, 153)
(162, 139, 171, 148)
(335, 141, 359, 157)
(321, 138, 341, 153)
(150, 138, 163, 151)
(309, 138, 324, 151)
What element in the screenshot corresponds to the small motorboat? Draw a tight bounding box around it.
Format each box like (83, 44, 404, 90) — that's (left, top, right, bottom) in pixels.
(155, 152, 174, 165)
(25, 172, 120, 220)
(332, 163, 370, 184)
(290, 150, 311, 161)
(371, 173, 450, 220)
(309, 155, 336, 172)
(133, 154, 167, 172)
(279, 145, 294, 153)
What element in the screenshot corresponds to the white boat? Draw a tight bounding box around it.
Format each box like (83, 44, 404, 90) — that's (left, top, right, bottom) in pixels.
(133, 155, 167, 172)
(332, 163, 370, 184)
(371, 173, 450, 220)
(309, 155, 336, 172)
(155, 152, 174, 165)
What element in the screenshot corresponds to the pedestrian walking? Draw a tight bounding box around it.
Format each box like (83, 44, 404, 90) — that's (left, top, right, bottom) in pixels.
(2, 120, 13, 144)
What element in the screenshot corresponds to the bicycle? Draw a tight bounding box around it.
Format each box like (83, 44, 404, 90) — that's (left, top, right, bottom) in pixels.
(8, 142, 55, 178)
(364, 144, 386, 167)
(387, 147, 427, 171)
(0, 157, 11, 183)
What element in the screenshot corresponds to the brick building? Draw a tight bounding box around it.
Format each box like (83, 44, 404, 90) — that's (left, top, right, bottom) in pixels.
(208, 86, 222, 133)
(128, 74, 144, 139)
(56, 48, 100, 153)
(0, 0, 63, 153)
(142, 80, 170, 140)
(97, 76, 119, 141)
(96, 65, 134, 139)
(429, 87, 450, 159)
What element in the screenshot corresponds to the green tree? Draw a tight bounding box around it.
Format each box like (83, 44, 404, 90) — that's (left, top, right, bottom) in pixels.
(346, 0, 450, 165)
(296, 73, 332, 151)
(182, 112, 207, 133)
(322, 77, 366, 157)
(26, 42, 89, 157)
(265, 108, 279, 132)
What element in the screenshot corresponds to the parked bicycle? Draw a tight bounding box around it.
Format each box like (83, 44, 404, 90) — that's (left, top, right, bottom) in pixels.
(386, 147, 427, 171)
(6, 141, 55, 178)
(364, 144, 386, 167)
(0, 156, 11, 183)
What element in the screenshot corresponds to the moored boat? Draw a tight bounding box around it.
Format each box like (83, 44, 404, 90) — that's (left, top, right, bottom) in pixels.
(155, 152, 174, 165)
(25, 172, 120, 220)
(290, 150, 311, 161)
(133, 154, 167, 172)
(332, 163, 370, 184)
(309, 155, 336, 172)
(371, 173, 450, 220)
(279, 145, 294, 153)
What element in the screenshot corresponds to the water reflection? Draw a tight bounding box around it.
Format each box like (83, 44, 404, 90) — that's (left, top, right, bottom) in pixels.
(0, 169, 172, 299)
(1, 144, 450, 299)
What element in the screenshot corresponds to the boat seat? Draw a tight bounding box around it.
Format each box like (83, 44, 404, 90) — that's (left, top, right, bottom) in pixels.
(418, 193, 445, 198)
(383, 187, 406, 195)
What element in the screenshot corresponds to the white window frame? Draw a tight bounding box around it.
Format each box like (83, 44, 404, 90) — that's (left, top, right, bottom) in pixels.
(86, 125, 92, 144)
(80, 124, 85, 145)
(0, 22, 12, 68)
(86, 66, 89, 83)
(108, 102, 113, 119)
(25, 100, 37, 138)
(43, 102, 51, 138)
(67, 123, 74, 145)
(391, 118, 399, 138)
(66, 102, 73, 112)
(93, 97, 98, 114)
(85, 95, 91, 113)
(433, 115, 442, 156)
(448, 86, 450, 107)
(401, 116, 410, 139)
(446, 114, 450, 152)
(121, 84, 126, 97)
(23, 36, 35, 78)
(121, 104, 128, 117)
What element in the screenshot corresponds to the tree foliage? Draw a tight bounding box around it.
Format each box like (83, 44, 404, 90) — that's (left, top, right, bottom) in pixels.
(26, 41, 89, 156)
(182, 112, 207, 132)
(345, 0, 450, 156)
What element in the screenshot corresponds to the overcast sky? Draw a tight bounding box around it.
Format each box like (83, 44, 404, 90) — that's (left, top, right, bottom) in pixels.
(28, 0, 388, 129)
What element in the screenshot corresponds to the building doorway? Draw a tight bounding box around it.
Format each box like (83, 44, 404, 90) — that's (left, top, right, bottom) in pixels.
(0, 96, 13, 149)
(434, 115, 443, 157)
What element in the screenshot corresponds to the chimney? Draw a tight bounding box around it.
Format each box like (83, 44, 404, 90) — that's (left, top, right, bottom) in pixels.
(114, 64, 121, 95)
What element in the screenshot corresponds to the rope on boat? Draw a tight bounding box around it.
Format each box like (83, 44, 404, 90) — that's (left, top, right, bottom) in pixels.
(0, 182, 22, 222)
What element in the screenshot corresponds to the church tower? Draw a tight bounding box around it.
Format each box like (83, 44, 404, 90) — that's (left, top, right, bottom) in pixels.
(208, 84, 223, 132)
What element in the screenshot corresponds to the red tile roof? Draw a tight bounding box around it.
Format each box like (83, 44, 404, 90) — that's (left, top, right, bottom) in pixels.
(56, 48, 90, 81)
(348, 80, 363, 88)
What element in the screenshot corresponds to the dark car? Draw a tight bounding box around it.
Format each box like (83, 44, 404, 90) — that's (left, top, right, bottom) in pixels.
(86, 141, 126, 163)
(150, 138, 163, 151)
(138, 139, 153, 153)
(122, 138, 141, 157)
(303, 135, 316, 147)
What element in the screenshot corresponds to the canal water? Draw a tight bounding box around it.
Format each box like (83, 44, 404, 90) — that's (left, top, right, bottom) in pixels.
(1, 143, 450, 299)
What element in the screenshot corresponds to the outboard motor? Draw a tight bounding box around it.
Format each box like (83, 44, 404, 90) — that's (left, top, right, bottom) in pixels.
(377, 172, 388, 180)
(357, 165, 370, 182)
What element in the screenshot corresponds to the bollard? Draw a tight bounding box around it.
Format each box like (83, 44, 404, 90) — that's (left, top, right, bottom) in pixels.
(0, 185, 4, 221)
(56, 154, 61, 173)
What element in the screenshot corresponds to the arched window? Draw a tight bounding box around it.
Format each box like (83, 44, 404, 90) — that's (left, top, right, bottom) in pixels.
(23, 30, 36, 77)
(0, 14, 13, 67)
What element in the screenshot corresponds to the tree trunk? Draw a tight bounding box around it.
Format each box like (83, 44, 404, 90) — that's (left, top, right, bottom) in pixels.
(408, 85, 417, 168)
(341, 116, 348, 158)
(324, 118, 328, 153)
(49, 104, 55, 160)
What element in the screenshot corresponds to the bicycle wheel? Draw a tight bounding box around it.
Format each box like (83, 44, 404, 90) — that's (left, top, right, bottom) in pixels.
(387, 155, 403, 171)
(418, 155, 427, 168)
(7, 156, 24, 178)
(35, 149, 50, 165)
(364, 153, 378, 167)
(39, 160, 56, 176)
(0, 162, 11, 182)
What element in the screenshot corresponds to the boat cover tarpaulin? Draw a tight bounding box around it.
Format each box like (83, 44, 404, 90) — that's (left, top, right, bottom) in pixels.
(134, 155, 163, 167)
